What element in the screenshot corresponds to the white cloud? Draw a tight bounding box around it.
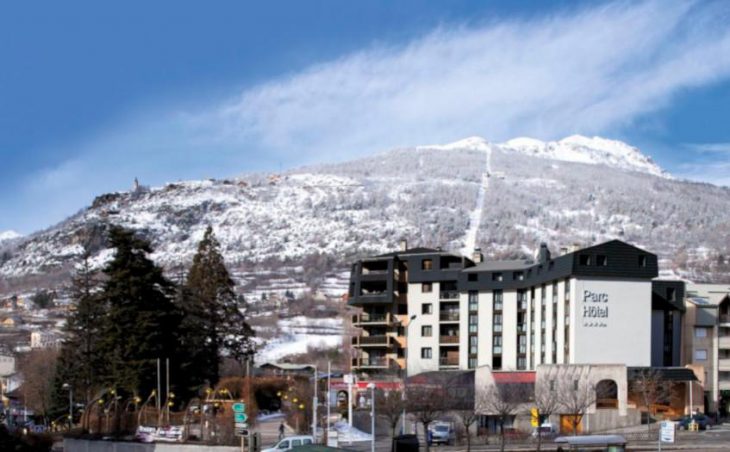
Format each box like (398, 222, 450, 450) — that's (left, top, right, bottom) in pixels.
(11, 0, 730, 232)
(685, 142, 730, 154)
(188, 0, 730, 160)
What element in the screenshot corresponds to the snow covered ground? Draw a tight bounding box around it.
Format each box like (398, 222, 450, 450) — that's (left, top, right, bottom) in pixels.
(255, 316, 343, 362)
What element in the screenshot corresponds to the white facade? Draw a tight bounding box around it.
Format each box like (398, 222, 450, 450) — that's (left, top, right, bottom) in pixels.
(30, 330, 61, 349)
(405, 277, 653, 374)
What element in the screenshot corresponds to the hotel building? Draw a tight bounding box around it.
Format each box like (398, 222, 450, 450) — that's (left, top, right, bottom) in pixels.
(348, 240, 684, 376)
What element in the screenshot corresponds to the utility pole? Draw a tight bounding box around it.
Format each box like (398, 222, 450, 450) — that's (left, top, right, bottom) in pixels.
(326, 361, 331, 444)
(157, 358, 162, 426)
(166, 358, 170, 424)
(368, 382, 375, 452)
(313, 366, 318, 441)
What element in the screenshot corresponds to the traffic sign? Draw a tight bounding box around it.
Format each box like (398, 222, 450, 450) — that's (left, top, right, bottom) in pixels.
(660, 421, 675, 443)
(232, 402, 246, 413)
(234, 412, 248, 423)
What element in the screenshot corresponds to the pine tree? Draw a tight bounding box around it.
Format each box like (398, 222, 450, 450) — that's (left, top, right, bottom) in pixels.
(98, 227, 182, 399)
(182, 227, 255, 387)
(51, 250, 105, 424)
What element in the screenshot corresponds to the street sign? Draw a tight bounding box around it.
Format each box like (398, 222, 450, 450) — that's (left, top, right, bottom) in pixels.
(530, 408, 539, 427)
(660, 421, 675, 443)
(232, 402, 246, 413)
(234, 412, 248, 423)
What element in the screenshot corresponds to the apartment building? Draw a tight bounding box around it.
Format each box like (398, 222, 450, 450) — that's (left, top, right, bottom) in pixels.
(348, 240, 684, 376)
(683, 283, 730, 414)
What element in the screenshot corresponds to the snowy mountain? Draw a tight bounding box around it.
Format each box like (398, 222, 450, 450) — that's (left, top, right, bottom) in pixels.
(0, 230, 22, 243)
(419, 135, 667, 177)
(1, 135, 729, 294)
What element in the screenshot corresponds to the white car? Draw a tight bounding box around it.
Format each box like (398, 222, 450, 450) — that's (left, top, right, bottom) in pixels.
(261, 435, 314, 452)
(429, 423, 455, 445)
(531, 423, 558, 437)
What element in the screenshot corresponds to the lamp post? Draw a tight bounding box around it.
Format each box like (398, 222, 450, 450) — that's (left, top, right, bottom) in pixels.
(367, 382, 376, 452)
(62, 383, 73, 430)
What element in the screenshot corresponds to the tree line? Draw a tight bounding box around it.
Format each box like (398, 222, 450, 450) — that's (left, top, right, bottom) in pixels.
(49, 225, 255, 430)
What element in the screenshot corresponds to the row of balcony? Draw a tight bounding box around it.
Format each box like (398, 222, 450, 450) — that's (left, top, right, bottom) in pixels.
(351, 335, 393, 347)
(351, 356, 389, 368)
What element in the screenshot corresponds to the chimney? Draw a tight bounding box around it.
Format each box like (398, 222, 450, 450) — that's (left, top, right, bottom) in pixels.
(537, 243, 551, 264)
(560, 247, 568, 256)
(399, 239, 408, 252)
(472, 247, 484, 264)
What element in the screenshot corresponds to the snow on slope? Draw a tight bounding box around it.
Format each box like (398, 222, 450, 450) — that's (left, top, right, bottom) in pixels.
(0, 230, 22, 243)
(419, 135, 666, 177)
(500, 135, 667, 177)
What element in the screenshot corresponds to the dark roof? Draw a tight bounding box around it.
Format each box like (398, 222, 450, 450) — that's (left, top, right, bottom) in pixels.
(373, 247, 461, 259)
(627, 367, 698, 382)
(463, 260, 534, 272)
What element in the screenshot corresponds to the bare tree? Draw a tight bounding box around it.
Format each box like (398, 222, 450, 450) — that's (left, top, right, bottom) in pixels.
(477, 383, 529, 452)
(18, 349, 59, 425)
(557, 377, 598, 436)
(630, 369, 673, 433)
(375, 388, 403, 448)
(406, 384, 444, 452)
(533, 378, 561, 451)
(455, 408, 478, 452)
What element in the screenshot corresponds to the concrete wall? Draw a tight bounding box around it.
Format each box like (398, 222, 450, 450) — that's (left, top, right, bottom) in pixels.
(64, 439, 240, 452)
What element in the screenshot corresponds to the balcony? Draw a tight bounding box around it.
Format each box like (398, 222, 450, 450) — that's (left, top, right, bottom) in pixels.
(719, 359, 730, 372)
(352, 312, 392, 326)
(352, 357, 389, 369)
(720, 315, 730, 325)
(440, 311, 460, 322)
(517, 324, 528, 334)
(440, 335, 460, 345)
(440, 291, 460, 300)
(720, 336, 730, 349)
(439, 357, 459, 368)
(351, 335, 391, 347)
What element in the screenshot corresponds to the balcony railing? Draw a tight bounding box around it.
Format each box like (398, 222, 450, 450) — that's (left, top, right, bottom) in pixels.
(352, 312, 391, 325)
(719, 358, 730, 372)
(721, 315, 730, 324)
(440, 291, 460, 300)
(517, 324, 528, 333)
(440, 311, 460, 322)
(352, 357, 388, 368)
(352, 335, 390, 347)
(720, 336, 730, 349)
(440, 335, 460, 344)
(439, 357, 459, 367)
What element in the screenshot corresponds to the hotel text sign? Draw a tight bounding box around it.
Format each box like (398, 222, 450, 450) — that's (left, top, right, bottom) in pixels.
(582, 290, 608, 328)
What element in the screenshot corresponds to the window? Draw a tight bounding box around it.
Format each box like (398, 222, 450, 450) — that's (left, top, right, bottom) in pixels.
(579, 254, 591, 266)
(303, 439, 313, 445)
(596, 255, 608, 266)
(695, 327, 708, 338)
(638, 255, 647, 267)
(517, 357, 527, 370)
(278, 441, 290, 449)
(548, 261, 554, 270)
(421, 347, 433, 359)
(695, 349, 708, 361)
(468, 273, 477, 282)
(422, 282, 432, 293)
(421, 325, 432, 337)
(492, 272, 503, 282)
(292, 440, 303, 447)
(494, 290, 503, 310)
(514, 271, 524, 281)
(469, 291, 478, 311)
(468, 358, 477, 369)
(469, 335, 478, 353)
(422, 259, 433, 270)
(667, 288, 676, 302)
(492, 356, 502, 369)
(422, 303, 433, 314)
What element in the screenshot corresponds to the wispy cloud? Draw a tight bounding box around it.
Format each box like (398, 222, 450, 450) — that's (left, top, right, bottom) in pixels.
(685, 142, 730, 154)
(11, 0, 730, 232)
(195, 0, 730, 158)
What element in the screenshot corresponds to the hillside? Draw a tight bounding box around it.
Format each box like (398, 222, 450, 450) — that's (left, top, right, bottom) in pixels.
(1, 135, 729, 359)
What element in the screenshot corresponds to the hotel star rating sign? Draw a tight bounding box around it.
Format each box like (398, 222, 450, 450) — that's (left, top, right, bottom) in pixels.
(233, 402, 248, 436)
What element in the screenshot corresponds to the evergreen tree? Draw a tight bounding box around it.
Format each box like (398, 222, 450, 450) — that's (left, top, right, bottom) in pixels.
(182, 227, 255, 387)
(98, 227, 182, 399)
(51, 250, 105, 423)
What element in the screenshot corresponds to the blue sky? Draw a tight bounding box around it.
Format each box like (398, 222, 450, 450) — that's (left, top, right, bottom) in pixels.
(2, 0, 730, 234)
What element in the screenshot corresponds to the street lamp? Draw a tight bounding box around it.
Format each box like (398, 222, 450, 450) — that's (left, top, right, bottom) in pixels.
(367, 382, 376, 452)
(62, 383, 73, 430)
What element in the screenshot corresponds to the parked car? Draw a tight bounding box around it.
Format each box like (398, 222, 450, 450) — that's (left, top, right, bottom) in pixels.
(531, 423, 558, 438)
(428, 422, 455, 445)
(261, 435, 314, 452)
(676, 414, 714, 430)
